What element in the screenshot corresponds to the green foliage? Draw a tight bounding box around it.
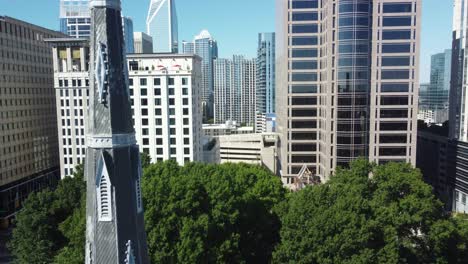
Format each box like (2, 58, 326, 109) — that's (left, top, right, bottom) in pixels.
(142, 161, 286, 263)
(9, 164, 85, 264)
(140, 152, 152, 169)
(273, 160, 468, 264)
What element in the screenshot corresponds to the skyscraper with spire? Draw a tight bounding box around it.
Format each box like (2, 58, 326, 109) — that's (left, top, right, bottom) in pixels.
(147, 0, 178, 53)
(85, 0, 149, 263)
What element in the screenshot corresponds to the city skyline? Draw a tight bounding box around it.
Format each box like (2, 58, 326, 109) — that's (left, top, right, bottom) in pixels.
(0, 0, 451, 82)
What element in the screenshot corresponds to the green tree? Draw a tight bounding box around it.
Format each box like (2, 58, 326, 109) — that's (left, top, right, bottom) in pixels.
(140, 152, 152, 169)
(273, 160, 468, 264)
(142, 161, 286, 263)
(9, 165, 85, 264)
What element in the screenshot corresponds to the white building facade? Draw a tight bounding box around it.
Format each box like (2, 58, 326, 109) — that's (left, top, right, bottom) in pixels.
(50, 40, 203, 177)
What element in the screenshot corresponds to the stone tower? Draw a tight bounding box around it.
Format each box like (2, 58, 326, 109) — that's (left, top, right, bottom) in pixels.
(85, 0, 149, 263)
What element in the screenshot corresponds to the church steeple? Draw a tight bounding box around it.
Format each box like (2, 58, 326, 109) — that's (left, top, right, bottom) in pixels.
(85, 1, 149, 263)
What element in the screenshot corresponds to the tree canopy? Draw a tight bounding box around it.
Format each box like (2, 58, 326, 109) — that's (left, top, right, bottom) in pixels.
(273, 160, 468, 264)
(8, 160, 468, 264)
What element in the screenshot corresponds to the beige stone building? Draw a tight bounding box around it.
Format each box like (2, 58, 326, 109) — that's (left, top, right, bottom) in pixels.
(0, 16, 63, 226)
(276, 0, 421, 186)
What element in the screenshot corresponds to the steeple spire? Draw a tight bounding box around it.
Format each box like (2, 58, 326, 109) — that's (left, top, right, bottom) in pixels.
(85, 0, 149, 263)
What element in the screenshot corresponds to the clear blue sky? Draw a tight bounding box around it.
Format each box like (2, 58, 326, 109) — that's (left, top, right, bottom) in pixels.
(0, 0, 453, 83)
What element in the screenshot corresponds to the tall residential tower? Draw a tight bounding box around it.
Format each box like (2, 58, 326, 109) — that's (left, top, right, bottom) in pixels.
(276, 0, 421, 185)
(182, 30, 218, 120)
(60, 0, 91, 38)
(85, 0, 149, 262)
(147, 0, 179, 53)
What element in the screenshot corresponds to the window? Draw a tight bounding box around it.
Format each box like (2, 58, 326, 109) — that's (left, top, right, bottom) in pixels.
(381, 70, 410, 80)
(292, 60, 317, 70)
(169, 88, 175, 95)
(292, 48, 317, 57)
(291, 24, 318, 33)
(380, 122, 407, 131)
(381, 57, 411, 66)
(182, 78, 188, 85)
(382, 44, 411, 53)
(292, 12, 318, 21)
(381, 83, 409, 93)
(154, 78, 161, 85)
(292, 121, 316, 128)
(156, 128, 162, 135)
(155, 118, 162, 125)
(170, 148, 176, 155)
(184, 128, 189, 135)
(168, 78, 175, 85)
(382, 30, 411, 40)
(169, 98, 175, 105)
(182, 88, 188, 95)
(292, 0, 318, 9)
(170, 128, 176, 135)
(380, 109, 408, 118)
(292, 109, 317, 117)
(155, 98, 161, 105)
(292, 85, 317, 93)
(183, 118, 189, 125)
(292, 73, 317, 82)
(183, 108, 189, 115)
(141, 99, 148, 106)
(379, 147, 406, 156)
(140, 88, 147, 96)
(383, 3, 412, 13)
(170, 138, 176, 144)
(380, 135, 407, 144)
(170, 118, 175, 125)
(184, 138, 190, 145)
(381, 96, 409, 105)
(291, 36, 318, 46)
(157, 148, 163, 155)
(183, 98, 189, 105)
(184, 148, 190, 155)
(154, 88, 161, 96)
(140, 78, 147, 86)
(129, 78, 133, 86)
(155, 108, 161, 115)
(383, 17, 412, 27)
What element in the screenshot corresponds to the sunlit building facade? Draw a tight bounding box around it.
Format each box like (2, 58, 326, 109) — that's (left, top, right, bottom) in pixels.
(147, 0, 179, 53)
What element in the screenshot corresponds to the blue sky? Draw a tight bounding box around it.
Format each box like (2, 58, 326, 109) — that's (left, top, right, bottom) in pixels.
(0, 0, 453, 83)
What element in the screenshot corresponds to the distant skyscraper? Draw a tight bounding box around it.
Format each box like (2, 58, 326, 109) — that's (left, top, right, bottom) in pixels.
(182, 30, 218, 120)
(256, 32, 275, 133)
(276, 0, 421, 185)
(133, 32, 153, 54)
(123, 16, 134, 54)
(256, 33, 276, 115)
(450, 0, 468, 141)
(214, 56, 256, 126)
(146, 0, 178, 53)
(426, 50, 451, 110)
(59, 0, 91, 38)
(1, 16, 63, 227)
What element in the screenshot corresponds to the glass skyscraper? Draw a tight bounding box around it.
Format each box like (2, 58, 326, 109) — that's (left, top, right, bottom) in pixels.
(59, 0, 91, 38)
(182, 30, 218, 120)
(256, 33, 276, 131)
(276, 0, 421, 185)
(59, 0, 134, 54)
(147, 0, 179, 53)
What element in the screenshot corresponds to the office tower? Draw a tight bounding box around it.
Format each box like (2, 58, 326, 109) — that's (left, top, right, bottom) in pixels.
(128, 54, 203, 165)
(0, 16, 63, 226)
(428, 50, 451, 110)
(146, 0, 178, 53)
(214, 56, 256, 126)
(123, 16, 135, 54)
(182, 30, 218, 120)
(48, 38, 89, 178)
(182, 40, 194, 54)
(256, 32, 276, 132)
(49, 40, 203, 176)
(133, 32, 153, 53)
(59, 0, 91, 38)
(276, 0, 421, 185)
(85, 0, 149, 263)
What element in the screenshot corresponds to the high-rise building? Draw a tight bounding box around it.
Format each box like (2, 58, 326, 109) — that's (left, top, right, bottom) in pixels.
(123, 16, 135, 54)
(59, 0, 91, 38)
(146, 0, 178, 53)
(276, 0, 421, 185)
(256, 33, 276, 117)
(133, 32, 153, 54)
(214, 56, 256, 126)
(0, 16, 63, 226)
(59, 0, 134, 54)
(49, 40, 203, 177)
(48, 38, 90, 179)
(182, 30, 218, 120)
(450, 0, 468, 141)
(85, 1, 149, 262)
(128, 54, 203, 165)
